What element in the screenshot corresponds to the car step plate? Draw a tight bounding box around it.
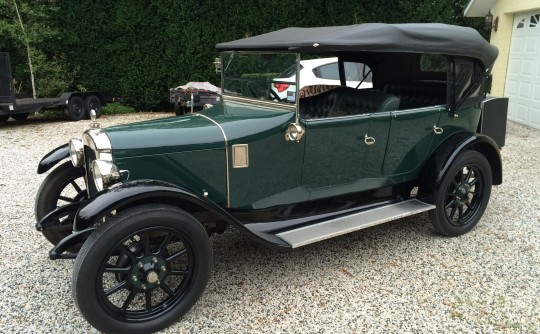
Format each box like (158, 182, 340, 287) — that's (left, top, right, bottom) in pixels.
(276, 199, 435, 248)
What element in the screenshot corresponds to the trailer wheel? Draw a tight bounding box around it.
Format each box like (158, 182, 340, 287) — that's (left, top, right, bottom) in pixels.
(174, 103, 187, 116)
(85, 95, 102, 119)
(11, 113, 29, 121)
(68, 96, 85, 121)
(0, 115, 8, 123)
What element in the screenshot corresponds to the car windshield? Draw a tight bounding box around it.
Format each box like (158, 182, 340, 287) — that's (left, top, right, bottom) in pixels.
(222, 52, 298, 103)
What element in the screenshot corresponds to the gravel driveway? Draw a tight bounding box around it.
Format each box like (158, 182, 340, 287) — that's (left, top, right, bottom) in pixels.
(0, 113, 539, 333)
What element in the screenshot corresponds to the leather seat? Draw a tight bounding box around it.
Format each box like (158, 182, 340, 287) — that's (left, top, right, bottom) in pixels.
(383, 81, 446, 110)
(299, 87, 400, 119)
(337, 88, 400, 115)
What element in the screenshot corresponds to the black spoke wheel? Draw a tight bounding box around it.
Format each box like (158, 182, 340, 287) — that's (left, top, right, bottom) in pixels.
(429, 150, 492, 236)
(72, 204, 211, 334)
(84, 95, 102, 119)
(35, 161, 87, 246)
(68, 96, 85, 121)
(11, 113, 29, 121)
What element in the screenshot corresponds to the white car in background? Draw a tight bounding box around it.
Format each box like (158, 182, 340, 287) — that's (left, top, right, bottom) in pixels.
(272, 57, 373, 101)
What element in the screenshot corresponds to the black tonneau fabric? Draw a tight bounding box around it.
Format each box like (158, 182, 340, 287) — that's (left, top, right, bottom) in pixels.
(216, 23, 498, 67)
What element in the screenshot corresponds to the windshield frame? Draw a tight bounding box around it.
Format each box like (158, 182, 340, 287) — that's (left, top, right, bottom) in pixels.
(219, 51, 300, 113)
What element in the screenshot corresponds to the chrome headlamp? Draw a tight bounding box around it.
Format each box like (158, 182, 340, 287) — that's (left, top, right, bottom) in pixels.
(92, 160, 120, 191)
(83, 128, 113, 161)
(69, 138, 84, 167)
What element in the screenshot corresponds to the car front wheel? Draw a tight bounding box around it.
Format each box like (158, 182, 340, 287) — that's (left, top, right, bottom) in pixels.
(72, 204, 212, 334)
(428, 150, 492, 237)
(35, 161, 87, 246)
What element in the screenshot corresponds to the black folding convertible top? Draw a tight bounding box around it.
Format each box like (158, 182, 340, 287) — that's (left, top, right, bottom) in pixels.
(216, 23, 498, 67)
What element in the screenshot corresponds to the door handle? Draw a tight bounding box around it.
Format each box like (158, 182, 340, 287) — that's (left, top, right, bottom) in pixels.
(364, 134, 375, 145)
(433, 125, 444, 135)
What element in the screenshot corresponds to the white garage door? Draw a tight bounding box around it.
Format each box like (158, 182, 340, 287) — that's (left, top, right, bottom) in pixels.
(505, 11, 540, 129)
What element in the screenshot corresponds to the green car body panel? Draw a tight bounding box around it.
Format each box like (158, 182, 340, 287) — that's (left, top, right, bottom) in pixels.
(105, 101, 305, 209)
(103, 100, 483, 210)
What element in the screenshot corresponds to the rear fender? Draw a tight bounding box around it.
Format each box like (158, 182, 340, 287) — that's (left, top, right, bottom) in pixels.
(37, 144, 69, 174)
(420, 131, 502, 202)
(74, 179, 290, 249)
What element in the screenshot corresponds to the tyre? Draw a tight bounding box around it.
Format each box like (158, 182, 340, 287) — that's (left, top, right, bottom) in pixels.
(174, 103, 186, 116)
(35, 161, 87, 245)
(428, 150, 492, 237)
(11, 113, 29, 121)
(85, 95, 102, 119)
(0, 115, 9, 123)
(72, 204, 212, 334)
(68, 96, 85, 121)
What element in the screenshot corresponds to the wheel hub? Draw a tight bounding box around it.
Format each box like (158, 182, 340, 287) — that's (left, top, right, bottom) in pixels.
(130, 256, 167, 290)
(455, 184, 471, 202)
(146, 271, 159, 284)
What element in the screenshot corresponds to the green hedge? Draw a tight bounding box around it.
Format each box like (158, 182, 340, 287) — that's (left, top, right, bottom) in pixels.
(241, 73, 281, 81)
(2, 0, 486, 109)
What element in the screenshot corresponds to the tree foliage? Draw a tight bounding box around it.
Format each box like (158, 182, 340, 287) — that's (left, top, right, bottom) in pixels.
(0, 0, 72, 97)
(0, 0, 485, 109)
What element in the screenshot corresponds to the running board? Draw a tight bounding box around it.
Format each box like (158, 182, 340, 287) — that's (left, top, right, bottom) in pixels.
(275, 199, 435, 248)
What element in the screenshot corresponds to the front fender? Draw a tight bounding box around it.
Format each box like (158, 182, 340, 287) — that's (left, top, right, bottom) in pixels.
(37, 144, 69, 174)
(73, 179, 290, 249)
(49, 228, 96, 260)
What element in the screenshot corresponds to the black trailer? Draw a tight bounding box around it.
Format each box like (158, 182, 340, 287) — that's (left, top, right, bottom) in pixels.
(0, 52, 106, 122)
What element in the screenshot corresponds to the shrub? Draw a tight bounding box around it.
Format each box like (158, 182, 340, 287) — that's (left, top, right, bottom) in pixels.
(102, 102, 136, 115)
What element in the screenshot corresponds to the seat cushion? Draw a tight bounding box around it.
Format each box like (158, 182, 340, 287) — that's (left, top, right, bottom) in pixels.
(299, 87, 343, 118)
(299, 87, 400, 119)
(337, 88, 400, 115)
(384, 81, 446, 109)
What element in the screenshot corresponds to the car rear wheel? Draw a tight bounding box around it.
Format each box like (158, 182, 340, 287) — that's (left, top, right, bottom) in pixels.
(429, 150, 492, 237)
(72, 204, 212, 334)
(0, 115, 9, 123)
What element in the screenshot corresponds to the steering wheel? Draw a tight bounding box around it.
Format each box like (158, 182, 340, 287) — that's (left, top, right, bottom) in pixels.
(247, 81, 282, 102)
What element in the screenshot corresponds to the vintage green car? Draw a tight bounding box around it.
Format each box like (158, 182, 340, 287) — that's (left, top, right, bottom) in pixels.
(35, 23, 506, 333)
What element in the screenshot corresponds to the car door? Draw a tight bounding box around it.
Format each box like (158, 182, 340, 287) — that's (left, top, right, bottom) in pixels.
(362, 112, 391, 179)
(382, 106, 444, 177)
(301, 115, 370, 198)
